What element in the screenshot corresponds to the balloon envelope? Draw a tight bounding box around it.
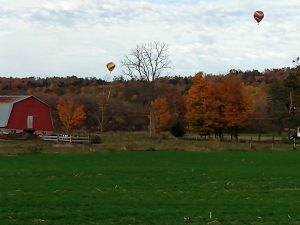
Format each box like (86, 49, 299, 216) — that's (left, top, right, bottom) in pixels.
(254, 11, 264, 23)
(106, 62, 115, 72)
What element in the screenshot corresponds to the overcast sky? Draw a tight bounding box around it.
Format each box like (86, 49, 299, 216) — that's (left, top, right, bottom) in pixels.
(0, 0, 300, 79)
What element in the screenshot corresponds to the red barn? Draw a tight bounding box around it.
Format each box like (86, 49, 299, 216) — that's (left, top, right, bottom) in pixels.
(0, 95, 54, 134)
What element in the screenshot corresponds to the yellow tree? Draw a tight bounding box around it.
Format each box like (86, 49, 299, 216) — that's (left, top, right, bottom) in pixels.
(57, 98, 87, 134)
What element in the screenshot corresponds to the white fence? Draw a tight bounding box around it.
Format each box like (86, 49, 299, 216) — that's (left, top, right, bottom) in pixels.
(42, 135, 90, 143)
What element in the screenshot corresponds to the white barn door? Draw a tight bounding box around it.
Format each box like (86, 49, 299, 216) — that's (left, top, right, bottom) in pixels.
(27, 116, 33, 129)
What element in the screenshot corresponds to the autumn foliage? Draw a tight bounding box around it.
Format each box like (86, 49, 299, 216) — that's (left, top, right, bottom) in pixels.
(151, 90, 186, 133)
(222, 75, 254, 139)
(1, 65, 298, 136)
(57, 98, 87, 133)
(186, 72, 212, 135)
(186, 72, 254, 139)
(151, 97, 172, 133)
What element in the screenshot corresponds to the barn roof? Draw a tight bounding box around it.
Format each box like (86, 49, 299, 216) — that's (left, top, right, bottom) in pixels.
(0, 96, 31, 127)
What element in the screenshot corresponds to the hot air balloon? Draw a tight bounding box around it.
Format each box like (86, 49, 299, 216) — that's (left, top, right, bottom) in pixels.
(254, 11, 264, 24)
(106, 62, 115, 72)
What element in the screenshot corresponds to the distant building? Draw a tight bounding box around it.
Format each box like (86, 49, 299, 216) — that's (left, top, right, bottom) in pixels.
(0, 95, 54, 134)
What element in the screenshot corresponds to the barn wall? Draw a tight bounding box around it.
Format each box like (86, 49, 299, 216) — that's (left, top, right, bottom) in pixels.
(6, 97, 54, 132)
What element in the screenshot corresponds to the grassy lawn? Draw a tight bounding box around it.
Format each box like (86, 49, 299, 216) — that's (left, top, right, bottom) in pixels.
(1, 151, 300, 224)
(0, 131, 296, 155)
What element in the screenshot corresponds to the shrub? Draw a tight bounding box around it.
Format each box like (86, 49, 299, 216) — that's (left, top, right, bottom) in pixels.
(90, 135, 102, 144)
(170, 121, 186, 137)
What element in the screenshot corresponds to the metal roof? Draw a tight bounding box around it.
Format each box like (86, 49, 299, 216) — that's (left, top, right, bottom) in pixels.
(0, 96, 31, 127)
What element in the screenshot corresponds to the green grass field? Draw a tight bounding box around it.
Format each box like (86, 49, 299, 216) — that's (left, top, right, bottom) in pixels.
(1, 151, 300, 225)
(0, 131, 296, 155)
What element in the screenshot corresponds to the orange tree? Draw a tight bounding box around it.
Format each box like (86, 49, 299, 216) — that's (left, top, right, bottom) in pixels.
(57, 98, 87, 134)
(151, 97, 172, 133)
(204, 77, 226, 138)
(186, 73, 254, 140)
(151, 90, 186, 134)
(186, 72, 212, 137)
(221, 75, 254, 140)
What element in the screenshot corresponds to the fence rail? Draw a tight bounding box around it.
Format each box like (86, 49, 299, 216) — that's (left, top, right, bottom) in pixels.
(42, 135, 90, 143)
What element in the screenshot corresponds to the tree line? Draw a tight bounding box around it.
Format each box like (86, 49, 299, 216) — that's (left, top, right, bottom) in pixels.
(1, 41, 299, 139)
(1, 64, 300, 139)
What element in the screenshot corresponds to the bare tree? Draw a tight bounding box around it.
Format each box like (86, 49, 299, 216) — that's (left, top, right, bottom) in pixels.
(121, 42, 172, 136)
(97, 83, 113, 133)
(121, 42, 172, 82)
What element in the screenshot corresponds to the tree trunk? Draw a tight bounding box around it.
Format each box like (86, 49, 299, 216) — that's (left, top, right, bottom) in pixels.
(258, 133, 261, 142)
(149, 108, 156, 137)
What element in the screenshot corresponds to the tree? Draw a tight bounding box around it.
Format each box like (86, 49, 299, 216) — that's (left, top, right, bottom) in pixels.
(186, 74, 227, 138)
(170, 121, 186, 137)
(97, 83, 113, 133)
(203, 77, 226, 138)
(186, 72, 212, 137)
(75, 94, 100, 132)
(151, 90, 186, 134)
(282, 61, 300, 134)
(222, 75, 254, 141)
(151, 97, 172, 133)
(267, 77, 288, 134)
(162, 90, 187, 123)
(186, 73, 253, 140)
(57, 98, 87, 134)
(121, 42, 172, 136)
(247, 86, 271, 140)
(121, 42, 172, 82)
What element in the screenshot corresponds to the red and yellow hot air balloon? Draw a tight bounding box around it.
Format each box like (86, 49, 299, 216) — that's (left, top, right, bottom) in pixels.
(253, 10, 264, 24)
(106, 62, 115, 72)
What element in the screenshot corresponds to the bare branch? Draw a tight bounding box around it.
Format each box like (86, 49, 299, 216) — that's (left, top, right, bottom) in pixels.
(121, 42, 172, 82)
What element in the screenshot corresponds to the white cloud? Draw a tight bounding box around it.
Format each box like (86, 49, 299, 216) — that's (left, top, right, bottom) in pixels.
(0, 0, 300, 77)
(42, 0, 83, 11)
(62, 47, 107, 57)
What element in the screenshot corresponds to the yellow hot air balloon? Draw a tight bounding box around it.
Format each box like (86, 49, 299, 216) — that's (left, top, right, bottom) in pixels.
(106, 62, 115, 72)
